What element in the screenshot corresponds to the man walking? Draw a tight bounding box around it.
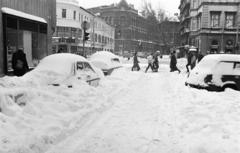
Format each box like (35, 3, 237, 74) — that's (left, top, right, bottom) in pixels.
(170, 51, 181, 73)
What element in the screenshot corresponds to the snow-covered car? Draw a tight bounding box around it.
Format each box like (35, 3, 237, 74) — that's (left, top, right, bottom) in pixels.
(89, 51, 122, 75)
(24, 53, 103, 87)
(185, 54, 240, 91)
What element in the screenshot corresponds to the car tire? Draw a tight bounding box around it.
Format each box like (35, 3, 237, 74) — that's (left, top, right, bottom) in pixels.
(222, 84, 238, 91)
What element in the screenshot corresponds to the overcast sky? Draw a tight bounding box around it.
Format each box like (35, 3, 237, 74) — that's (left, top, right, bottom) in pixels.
(78, 0, 180, 17)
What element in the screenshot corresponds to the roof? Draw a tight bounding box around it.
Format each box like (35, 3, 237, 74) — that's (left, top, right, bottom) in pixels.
(204, 54, 240, 62)
(1, 7, 47, 23)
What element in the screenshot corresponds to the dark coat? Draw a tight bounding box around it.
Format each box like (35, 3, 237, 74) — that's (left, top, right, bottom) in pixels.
(12, 50, 29, 76)
(170, 54, 177, 69)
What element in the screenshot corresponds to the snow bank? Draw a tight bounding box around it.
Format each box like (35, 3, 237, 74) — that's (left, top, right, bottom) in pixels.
(0, 66, 139, 153)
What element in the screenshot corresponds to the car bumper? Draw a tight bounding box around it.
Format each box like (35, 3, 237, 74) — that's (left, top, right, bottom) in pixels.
(185, 82, 222, 92)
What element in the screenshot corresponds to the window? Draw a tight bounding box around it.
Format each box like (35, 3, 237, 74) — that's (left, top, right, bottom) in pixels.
(192, 0, 197, 9)
(120, 16, 126, 25)
(73, 11, 76, 20)
(234, 62, 240, 69)
(62, 9, 66, 18)
(225, 12, 235, 28)
(211, 12, 220, 28)
(191, 18, 197, 31)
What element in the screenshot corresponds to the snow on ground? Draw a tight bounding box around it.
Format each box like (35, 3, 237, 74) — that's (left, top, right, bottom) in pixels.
(1, 57, 240, 153)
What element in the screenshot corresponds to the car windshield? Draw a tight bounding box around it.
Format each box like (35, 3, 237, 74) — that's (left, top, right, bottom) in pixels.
(76, 61, 95, 72)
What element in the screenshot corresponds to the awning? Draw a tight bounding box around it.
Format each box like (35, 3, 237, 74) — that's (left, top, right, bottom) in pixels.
(1, 7, 47, 23)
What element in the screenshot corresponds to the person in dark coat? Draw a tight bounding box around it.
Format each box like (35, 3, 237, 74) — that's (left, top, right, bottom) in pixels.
(152, 52, 159, 72)
(186, 51, 192, 73)
(132, 52, 140, 71)
(197, 52, 204, 63)
(12, 49, 29, 76)
(170, 51, 181, 73)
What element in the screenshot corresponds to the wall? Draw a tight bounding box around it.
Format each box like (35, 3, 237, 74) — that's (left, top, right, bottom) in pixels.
(0, 1, 3, 75)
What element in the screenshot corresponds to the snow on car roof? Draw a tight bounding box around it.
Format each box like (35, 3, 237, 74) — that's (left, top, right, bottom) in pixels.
(203, 54, 240, 62)
(90, 51, 119, 60)
(32, 53, 88, 75)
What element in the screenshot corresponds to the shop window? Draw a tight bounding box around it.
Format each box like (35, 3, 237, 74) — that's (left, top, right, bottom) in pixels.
(40, 24, 47, 34)
(19, 19, 38, 32)
(6, 16, 17, 29)
(6, 28, 18, 71)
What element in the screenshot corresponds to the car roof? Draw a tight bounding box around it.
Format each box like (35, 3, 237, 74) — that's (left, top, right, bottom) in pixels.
(34, 53, 89, 75)
(90, 51, 119, 60)
(204, 54, 240, 62)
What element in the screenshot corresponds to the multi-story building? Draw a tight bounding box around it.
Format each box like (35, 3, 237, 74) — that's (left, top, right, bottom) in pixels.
(158, 21, 181, 55)
(179, 0, 191, 46)
(88, 0, 161, 56)
(179, 0, 240, 54)
(0, 0, 56, 76)
(53, 0, 115, 56)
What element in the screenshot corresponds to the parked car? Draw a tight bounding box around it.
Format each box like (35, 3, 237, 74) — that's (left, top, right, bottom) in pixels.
(24, 53, 103, 87)
(89, 51, 122, 75)
(185, 54, 240, 91)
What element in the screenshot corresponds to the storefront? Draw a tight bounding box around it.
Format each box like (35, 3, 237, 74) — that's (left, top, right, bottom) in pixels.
(2, 8, 48, 74)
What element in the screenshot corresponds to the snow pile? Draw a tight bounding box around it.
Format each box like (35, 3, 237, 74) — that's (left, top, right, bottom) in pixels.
(0, 66, 140, 153)
(0, 76, 101, 153)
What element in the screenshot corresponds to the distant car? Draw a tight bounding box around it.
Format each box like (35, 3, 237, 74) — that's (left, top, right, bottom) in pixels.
(89, 51, 122, 75)
(24, 53, 103, 87)
(185, 54, 240, 91)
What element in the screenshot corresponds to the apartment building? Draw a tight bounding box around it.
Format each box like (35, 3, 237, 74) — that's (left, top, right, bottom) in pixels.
(179, 0, 240, 54)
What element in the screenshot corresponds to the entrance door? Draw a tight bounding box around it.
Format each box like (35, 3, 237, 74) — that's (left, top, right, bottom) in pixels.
(23, 31, 33, 67)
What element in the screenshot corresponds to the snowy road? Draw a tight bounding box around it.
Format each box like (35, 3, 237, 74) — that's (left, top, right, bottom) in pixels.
(1, 59, 240, 153)
(46, 63, 240, 153)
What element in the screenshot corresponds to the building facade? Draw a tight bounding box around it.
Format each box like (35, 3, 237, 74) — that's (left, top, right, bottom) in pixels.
(0, 0, 56, 76)
(53, 0, 115, 56)
(158, 21, 181, 55)
(179, 0, 240, 55)
(88, 0, 161, 56)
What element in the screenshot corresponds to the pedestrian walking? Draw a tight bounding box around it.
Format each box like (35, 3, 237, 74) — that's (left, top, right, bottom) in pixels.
(191, 52, 197, 69)
(186, 51, 192, 73)
(145, 53, 154, 73)
(170, 51, 181, 73)
(132, 52, 140, 71)
(12, 48, 29, 76)
(197, 52, 204, 63)
(152, 51, 159, 72)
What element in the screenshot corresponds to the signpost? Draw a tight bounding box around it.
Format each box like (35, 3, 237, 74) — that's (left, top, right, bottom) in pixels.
(81, 21, 90, 57)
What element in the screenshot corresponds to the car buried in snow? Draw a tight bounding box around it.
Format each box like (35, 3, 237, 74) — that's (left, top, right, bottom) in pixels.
(24, 53, 103, 87)
(89, 51, 122, 75)
(185, 54, 240, 91)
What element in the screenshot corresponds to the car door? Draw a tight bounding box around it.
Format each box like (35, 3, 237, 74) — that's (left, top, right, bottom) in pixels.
(232, 62, 240, 88)
(214, 61, 235, 86)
